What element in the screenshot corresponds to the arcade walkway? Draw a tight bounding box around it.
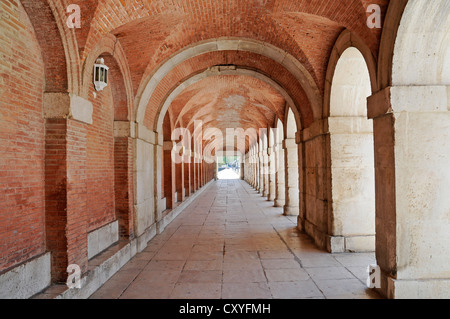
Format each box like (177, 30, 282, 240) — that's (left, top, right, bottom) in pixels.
(90, 180, 381, 299)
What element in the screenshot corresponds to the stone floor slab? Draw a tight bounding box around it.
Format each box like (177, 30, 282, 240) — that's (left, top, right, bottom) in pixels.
(91, 180, 382, 300)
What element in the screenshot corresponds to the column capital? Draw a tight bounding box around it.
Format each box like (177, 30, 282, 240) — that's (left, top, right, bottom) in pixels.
(114, 121, 136, 138)
(43, 92, 93, 125)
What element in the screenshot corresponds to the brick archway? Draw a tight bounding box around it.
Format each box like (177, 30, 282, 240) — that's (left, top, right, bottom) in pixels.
(136, 38, 322, 132)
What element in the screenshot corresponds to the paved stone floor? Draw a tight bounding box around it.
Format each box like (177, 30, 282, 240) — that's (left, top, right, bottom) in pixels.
(90, 180, 382, 299)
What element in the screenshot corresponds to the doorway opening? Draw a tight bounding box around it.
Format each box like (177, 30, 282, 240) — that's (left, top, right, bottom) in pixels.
(217, 155, 241, 180)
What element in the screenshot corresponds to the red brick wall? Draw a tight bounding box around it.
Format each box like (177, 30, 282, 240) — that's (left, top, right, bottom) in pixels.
(114, 136, 134, 239)
(163, 149, 175, 209)
(66, 120, 88, 275)
(175, 162, 184, 202)
(45, 119, 68, 281)
(86, 83, 116, 233)
(0, 0, 46, 272)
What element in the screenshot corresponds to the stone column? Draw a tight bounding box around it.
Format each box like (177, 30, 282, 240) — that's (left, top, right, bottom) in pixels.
(184, 149, 191, 197)
(263, 148, 270, 198)
(274, 141, 285, 207)
(253, 146, 259, 190)
(259, 146, 265, 195)
(283, 138, 300, 216)
(251, 147, 256, 187)
(163, 141, 175, 209)
(368, 86, 450, 299)
(268, 146, 276, 201)
(175, 147, 185, 203)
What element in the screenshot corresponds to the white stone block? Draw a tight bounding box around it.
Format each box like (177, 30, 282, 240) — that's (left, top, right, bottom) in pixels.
(0, 253, 51, 299)
(88, 221, 119, 259)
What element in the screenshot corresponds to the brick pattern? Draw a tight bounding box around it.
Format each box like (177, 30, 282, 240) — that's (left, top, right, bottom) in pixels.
(82, 0, 388, 95)
(184, 161, 191, 196)
(163, 149, 175, 209)
(20, 0, 68, 92)
(0, 0, 387, 285)
(104, 55, 129, 121)
(114, 137, 134, 239)
(44, 119, 68, 281)
(143, 51, 312, 132)
(66, 119, 88, 276)
(0, 0, 46, 273)
(160, 74, 286, 153)
(44, 119, 89, 282)
(86, 83, 115, 233)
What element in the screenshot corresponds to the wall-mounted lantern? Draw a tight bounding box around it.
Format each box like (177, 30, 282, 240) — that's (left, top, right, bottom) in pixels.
(93, 58, 109, 91)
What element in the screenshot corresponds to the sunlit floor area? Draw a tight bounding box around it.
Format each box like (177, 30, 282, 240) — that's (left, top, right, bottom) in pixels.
(90, 180, 381, 299)
(217, 168, 240, 180)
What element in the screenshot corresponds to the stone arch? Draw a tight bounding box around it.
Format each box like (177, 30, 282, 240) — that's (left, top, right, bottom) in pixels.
(274, 118, 286, 208)
(135, 38, 321, 130)
(283, 107, 300, 216)
(327, 46, 376, 253)
(79, 34, 136, 244)
(285, 107, 298, 139)
(162, 111, 176, 210)
(155, 68, 302, 136)
(81, 34, 133, 118)
(376, 0, 408, 90)
(324, 29, 378, 118)
(268, 126, 276, 200)
(21, 0, 80, 94)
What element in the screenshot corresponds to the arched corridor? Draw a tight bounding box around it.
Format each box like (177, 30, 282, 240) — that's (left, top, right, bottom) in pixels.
(0, 0, 449, 300)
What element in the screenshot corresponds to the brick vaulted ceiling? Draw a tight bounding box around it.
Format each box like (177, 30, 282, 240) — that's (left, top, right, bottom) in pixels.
(73, 0, 389, 152)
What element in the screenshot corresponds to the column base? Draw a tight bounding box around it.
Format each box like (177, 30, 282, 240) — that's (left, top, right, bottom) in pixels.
(380, 274, 450, 299)
(327, 235, 375, 253)
(283, 205, 299, 216)
(274, 199, 285, 207)
(302, 218, 375, 253)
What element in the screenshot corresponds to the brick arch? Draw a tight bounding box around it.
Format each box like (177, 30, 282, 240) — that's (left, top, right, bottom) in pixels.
(20, 0, 80, 94)
(159, 70, 294, 132)
(81, 34, 133, 120)
(172, 73, 286, 126)
(154, 69, 301, 155)
(274, 117, 285, 142)
(137, 39, 321, 132)
(80, 34, 136, 241)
